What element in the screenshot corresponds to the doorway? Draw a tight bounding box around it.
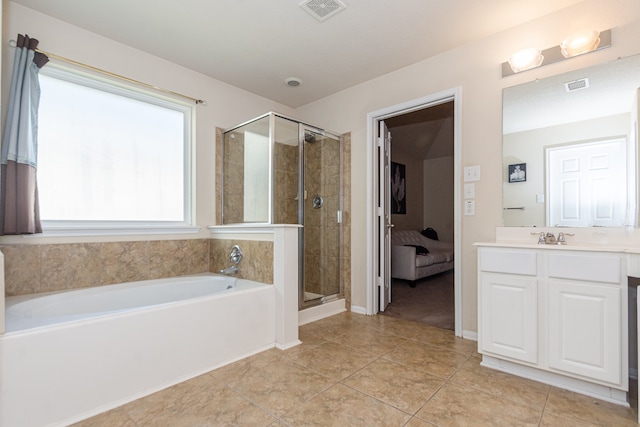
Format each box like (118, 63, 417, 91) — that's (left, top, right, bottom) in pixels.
(365, 88, 462, 337)
(382, 102, 455, 330)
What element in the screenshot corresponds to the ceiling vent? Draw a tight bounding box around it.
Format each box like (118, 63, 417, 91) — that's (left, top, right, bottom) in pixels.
(300, 0, 346, 22)
(565, 78, 590, 92)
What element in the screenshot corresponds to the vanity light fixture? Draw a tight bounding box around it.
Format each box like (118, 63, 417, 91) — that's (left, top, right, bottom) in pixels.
(560, 29, 600, 58)
(508, 48, 544, 73)
(502, 28, 611, 77)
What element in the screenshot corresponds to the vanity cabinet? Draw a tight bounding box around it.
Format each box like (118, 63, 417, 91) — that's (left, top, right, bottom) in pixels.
(546, 252, 623, 384)
(477, 245, 627, 395)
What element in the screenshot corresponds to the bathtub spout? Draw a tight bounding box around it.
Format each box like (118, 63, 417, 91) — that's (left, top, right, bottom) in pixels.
(219, 265, 238, 275)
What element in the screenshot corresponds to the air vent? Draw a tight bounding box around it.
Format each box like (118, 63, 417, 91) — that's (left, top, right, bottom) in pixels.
(300, 0, 346, 22)
(565, 78, 590, 92)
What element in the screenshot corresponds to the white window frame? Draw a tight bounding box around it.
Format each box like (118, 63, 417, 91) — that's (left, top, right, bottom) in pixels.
(36, 64, 198, 236)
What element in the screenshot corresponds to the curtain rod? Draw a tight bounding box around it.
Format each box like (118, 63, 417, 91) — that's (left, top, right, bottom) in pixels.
(10, 39, 206, 105)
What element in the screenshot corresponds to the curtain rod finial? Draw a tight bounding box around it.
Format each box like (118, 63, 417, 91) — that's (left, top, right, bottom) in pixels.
(9, 39, 17, 47)
(196, 99, 207, 106)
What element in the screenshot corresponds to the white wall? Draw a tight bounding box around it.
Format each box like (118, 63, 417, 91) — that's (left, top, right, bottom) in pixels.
(0, 2, 295, 244)
(295, 0, 640, 332)
(424, 156, 454, 243)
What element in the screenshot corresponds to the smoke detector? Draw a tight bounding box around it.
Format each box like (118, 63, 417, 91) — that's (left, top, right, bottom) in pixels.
(565, 78, 589, 92)
(285, 77, 303, 87)
(300, 0, 346, 22)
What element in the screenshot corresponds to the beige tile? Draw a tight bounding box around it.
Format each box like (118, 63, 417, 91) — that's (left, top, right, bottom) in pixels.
(449, 358, 550, 410)
(281, 328, 327, 356)
(41, 243, 100, 292)
(383, 339, 469, 378)
(369, 316, 434, 339)
(286, 340, 378, 381)
(416, 382, 542, 427)
(411, 324, 478, 355)
(209, 348, 284, 386)
(71, 407, 136, 426)
(281, 383, 411, 426)
(342, 358, 445, 413)
(544, 387, 637, 427)
(0, 244, 41, 295)
(404, 417, 438, 427)
(148, 239, 208, 279)
(228, 357, 334, 418)
(210, 399, 277, 426)
(540, 412, 600, 427)
(124, 376, 257, 426)
(99, 241, 149, 285)
(329, 323, 408, 356)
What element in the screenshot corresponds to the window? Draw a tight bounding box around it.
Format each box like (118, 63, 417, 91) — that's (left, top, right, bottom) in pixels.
(37, 65, 193, 234)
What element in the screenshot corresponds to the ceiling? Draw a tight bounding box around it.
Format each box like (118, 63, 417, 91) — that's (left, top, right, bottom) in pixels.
(13, 0, 584, 108)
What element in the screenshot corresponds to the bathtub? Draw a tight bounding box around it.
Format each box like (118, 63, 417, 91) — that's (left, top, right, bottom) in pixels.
(0, 274, 277, 427)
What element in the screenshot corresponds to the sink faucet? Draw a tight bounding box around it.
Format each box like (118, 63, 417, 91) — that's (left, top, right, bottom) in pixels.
(556, 232, 574, 245)
(219, 265, 238, 275)
(544, 233, 557, 244)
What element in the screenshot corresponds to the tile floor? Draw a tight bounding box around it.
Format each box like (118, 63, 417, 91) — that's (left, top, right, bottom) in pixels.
(75, 312, 638, 426)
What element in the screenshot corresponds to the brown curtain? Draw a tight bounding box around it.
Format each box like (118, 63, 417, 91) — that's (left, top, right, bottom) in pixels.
(0, 34, 48, 235)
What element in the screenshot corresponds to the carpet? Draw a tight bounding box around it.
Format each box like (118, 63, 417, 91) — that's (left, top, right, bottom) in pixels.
(381, 270, 455, 330)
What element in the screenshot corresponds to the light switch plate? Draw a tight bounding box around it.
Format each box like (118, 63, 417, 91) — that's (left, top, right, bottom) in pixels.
(464, 183, 475, 199)
(464, 200, 476, 216)
(464, 165, 481, 182)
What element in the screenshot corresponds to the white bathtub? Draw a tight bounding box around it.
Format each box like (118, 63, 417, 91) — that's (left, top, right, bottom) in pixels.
(0, 274, 277, 427)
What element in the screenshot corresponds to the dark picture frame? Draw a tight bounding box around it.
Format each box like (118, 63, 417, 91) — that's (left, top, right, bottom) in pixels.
(391, 161, 406, 214)
(508, 163, 527, 183)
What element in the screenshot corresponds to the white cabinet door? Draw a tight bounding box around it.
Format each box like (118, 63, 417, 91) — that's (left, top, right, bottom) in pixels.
(548, 279, 622, 385)
(480, 272, 538, 364)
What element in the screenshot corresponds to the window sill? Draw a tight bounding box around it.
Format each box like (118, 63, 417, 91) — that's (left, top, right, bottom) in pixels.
(25, 225, 202, 238)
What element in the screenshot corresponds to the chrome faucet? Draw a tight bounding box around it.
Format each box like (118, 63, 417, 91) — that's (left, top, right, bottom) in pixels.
(544, 232, 557, 244)
(219, 245, 243, 275)
(556, 232, 574, 245)
(219, 265, 239, 275)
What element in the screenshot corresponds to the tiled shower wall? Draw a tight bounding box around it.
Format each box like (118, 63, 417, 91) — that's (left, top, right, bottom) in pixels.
(273, 141, 299, 224)
(215, 128, 352, 310)
(1, 238, 273, 297)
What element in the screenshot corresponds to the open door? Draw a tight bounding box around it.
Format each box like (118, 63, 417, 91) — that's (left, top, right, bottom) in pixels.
(378, 121, 392, 311)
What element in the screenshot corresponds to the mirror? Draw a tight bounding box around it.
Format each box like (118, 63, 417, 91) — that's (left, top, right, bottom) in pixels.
(503, 54, 640, 227)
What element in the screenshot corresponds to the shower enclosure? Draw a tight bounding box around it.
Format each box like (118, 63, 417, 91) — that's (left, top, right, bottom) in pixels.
(222, 112, 343, 308)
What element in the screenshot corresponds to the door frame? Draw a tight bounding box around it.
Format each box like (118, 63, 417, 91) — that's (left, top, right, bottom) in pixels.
(365, 87, 463, 337)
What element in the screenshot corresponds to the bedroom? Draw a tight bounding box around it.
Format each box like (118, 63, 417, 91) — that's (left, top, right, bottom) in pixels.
(383, 101, 455, 330)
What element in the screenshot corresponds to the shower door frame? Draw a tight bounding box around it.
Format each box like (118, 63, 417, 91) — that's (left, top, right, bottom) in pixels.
(298, 124, 344, 309)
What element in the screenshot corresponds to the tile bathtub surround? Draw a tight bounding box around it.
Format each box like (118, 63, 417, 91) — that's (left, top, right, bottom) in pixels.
(2, 238, 257, 296)
(73, 312, 639, 427)
(209, 239, 274, 284)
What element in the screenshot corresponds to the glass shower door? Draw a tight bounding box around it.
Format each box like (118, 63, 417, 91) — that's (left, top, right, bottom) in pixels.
(301, 128, 342, 306)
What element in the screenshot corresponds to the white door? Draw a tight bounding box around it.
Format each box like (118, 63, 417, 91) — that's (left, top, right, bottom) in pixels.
(547, 139, 627, 227)
(378, 121, 392, 312)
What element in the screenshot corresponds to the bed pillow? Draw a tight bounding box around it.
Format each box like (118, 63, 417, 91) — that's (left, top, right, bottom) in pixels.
(404, 244, 429, 255)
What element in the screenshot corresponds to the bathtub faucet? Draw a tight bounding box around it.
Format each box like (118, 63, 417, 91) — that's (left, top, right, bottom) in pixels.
(219, 245, 242, 275)
(219, 265, 239, 275)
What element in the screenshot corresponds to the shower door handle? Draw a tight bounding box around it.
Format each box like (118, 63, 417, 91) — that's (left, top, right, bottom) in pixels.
(386, 223, 395, 228)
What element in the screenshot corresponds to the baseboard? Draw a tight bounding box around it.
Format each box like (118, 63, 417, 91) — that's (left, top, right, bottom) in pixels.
(462, 329, 478, 341)
(481, 355, 629, 406)
(350, 305, 367, 315)
(299, 299, 346, 325)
